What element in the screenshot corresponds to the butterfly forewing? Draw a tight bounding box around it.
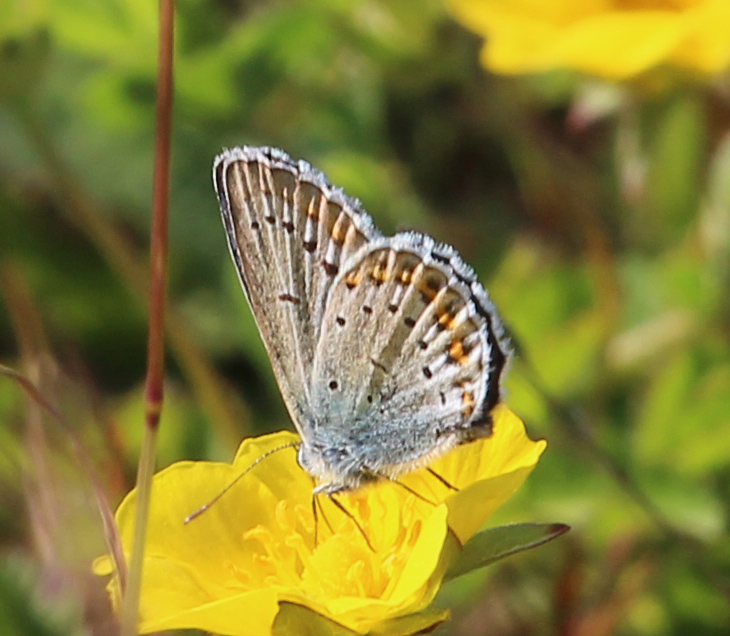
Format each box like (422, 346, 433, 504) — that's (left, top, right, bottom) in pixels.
(214, 147, 379, 434)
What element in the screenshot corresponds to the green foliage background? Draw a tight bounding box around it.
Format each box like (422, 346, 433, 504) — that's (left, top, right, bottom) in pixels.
(1, 1, 729, 634)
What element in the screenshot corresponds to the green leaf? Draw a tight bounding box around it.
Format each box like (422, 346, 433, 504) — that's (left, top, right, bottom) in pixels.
(0, 29, 50, 113)
(445, 523, 570, 581)
(273, 602, 357, 636)
(370, 609, 450, 636)
(272, 602, 450, 636)
(645, 93, 706, 240)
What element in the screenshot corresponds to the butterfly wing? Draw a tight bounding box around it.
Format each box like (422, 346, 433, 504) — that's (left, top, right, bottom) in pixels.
(214, 146, 380, 434)
(303, 232, 511, 491)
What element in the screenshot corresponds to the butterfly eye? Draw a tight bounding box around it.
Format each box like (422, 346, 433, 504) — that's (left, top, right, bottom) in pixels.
(323, 447, 349, 464)
(329, 380, 338, 390)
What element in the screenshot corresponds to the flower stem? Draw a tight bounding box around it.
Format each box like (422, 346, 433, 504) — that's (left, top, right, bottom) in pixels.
(119, 1, 175, 635)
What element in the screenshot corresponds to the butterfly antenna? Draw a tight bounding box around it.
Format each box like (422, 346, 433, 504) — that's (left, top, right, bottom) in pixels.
(328, 494, 375, 552)
(184, 441, 300, 524)
(426, 467, 459, 491)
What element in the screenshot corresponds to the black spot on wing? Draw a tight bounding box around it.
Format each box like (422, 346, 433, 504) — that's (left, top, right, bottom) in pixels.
(278, 293, 301, 304)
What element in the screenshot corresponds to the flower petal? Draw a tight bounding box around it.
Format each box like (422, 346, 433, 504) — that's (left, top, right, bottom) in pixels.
(98, 408, 545, 635)
(447, 0, 730, 80)
(139, 567, 279, 636)
(671, 0, 730, 73)
(110, 432, 307, 633)
(401, 404, 546, 542)
(530, 13, 686, 80)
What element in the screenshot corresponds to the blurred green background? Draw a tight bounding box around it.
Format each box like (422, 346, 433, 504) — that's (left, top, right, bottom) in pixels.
(1, 1, 729, 635)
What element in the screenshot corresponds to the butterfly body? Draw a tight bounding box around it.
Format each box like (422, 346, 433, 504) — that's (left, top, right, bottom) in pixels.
(214, 146, 510, 495)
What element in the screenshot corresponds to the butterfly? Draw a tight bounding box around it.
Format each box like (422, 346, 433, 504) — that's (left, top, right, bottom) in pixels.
(213, 146, 510, 496)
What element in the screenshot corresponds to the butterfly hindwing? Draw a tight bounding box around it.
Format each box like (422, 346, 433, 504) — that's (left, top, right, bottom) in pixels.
(306, 233, 510, 489)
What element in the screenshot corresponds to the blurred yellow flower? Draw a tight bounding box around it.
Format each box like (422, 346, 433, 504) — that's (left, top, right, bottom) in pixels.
(447, 0, 730, 80)
(95, 405, 545, 635)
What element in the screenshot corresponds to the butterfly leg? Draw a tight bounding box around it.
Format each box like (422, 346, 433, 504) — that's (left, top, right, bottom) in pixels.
(311, 494, 318, 547)
(375, 473, 438, 506)
(312, 492, 335, 547)
(426, 467, 459, 491)
(328, 493, 375, 552)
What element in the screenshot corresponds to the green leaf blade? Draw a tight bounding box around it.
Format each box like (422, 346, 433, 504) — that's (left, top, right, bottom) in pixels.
(445, 522, 570, 582)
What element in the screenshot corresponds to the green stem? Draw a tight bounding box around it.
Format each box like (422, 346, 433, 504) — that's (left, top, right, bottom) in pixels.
(119, 425, 159, 636)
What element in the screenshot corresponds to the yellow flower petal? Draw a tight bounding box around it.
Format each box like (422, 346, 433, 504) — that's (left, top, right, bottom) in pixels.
(139, 567, 279, 636)
(98, 408, 544, 635)
(447, 0, 730, 80)
(671, 0, 730, 73)
(106, 432, 307, 633)
(401, 403, 546, 542)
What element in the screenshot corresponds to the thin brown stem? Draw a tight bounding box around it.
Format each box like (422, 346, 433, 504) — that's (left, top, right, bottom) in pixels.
(120, 2, 175, 635)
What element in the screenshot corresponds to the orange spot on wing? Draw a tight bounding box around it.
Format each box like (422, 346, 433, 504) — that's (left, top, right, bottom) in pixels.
(307, 196, 320, 220)
(346, 269, 363, 288)
(417, 273, 443, 302)
(371, 251, 392, 284)
(449, 339, 464, 360)
(462, 390, 475, 418)
(331, 213, 348, 245)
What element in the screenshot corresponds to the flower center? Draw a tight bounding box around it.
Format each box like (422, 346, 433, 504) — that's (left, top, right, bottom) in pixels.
(226, 491, 430, 603)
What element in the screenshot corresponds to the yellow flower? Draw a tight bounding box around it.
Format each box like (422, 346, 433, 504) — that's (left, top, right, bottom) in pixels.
(94, 404, 545, 635)
(446, 0, 730, 80)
